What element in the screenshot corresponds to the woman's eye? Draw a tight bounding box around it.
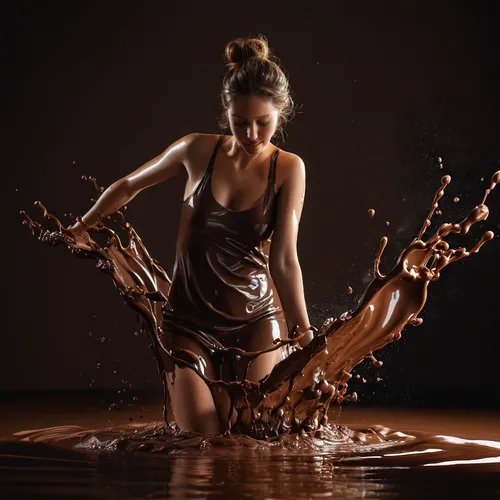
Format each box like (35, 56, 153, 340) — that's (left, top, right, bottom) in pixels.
(234, 121, 269, 127)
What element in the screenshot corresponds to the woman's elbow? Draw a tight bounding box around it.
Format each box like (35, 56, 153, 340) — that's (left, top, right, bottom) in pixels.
(269, 255, 300, 276)
(100, 177, 137, 208)
(114, 177, 137, 199)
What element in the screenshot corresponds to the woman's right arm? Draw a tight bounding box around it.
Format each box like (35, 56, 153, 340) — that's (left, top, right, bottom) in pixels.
(70, 133, 198, 234)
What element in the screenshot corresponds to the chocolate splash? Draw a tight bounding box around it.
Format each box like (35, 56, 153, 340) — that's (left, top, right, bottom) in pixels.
(21, 172, 499, 439)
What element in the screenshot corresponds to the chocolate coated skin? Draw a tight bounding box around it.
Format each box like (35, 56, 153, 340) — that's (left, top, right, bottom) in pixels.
(68, 96, 313, 432)
(163, 135, 291, 433)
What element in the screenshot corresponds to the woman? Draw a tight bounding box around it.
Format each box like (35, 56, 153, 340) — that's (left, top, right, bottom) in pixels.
(69, 36, 313, 434)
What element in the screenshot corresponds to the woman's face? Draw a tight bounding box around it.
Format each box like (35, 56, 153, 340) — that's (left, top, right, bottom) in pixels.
(227, 95, 279, 156)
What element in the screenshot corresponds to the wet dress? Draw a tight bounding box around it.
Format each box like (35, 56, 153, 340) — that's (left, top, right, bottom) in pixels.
(161, 135, 288, 378)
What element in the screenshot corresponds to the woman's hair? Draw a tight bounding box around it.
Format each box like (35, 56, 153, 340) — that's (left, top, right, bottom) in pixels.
(219, 35, 295, 142)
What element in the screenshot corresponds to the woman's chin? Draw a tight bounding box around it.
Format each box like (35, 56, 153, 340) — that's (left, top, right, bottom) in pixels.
(242, 142, 264, 155)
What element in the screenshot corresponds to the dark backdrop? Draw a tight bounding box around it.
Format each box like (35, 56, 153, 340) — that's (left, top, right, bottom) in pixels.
(4, 1, 500, 408)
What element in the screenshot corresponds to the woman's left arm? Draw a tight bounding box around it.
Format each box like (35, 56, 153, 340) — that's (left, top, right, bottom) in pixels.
(269, 154, 313, 347)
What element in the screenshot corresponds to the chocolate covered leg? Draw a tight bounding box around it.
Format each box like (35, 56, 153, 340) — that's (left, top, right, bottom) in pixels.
(165, 335, 221, 434)
(244, 317, 287, 382)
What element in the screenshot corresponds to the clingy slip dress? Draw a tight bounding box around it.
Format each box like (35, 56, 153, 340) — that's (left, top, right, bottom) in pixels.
(161, 134, 288, 379)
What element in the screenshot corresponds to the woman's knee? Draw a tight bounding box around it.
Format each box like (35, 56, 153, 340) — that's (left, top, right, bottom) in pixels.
(166, 367, 220, 433)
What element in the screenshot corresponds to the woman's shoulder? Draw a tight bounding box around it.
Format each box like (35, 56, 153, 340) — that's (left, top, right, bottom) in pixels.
(181, 133, 221, 156)
(276, 148, 304, 168)
(183, 132, 221, 145)
(274, 147, 306, 190)
(178, 133, 222, 176)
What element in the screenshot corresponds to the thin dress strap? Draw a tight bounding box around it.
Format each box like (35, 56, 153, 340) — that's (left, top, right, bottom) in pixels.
(263, 147, 280, 206)
(206, 135, 225, 177)
(184, 135, 225, 204)
(195, 134, 225, 196)
(268, 147, 280, 190)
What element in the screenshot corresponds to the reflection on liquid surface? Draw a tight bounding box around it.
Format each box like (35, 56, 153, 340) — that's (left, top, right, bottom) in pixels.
(1, 396, 499, 499)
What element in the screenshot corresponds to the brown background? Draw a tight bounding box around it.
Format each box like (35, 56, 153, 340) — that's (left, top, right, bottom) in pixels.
(4, 1, 499, 407)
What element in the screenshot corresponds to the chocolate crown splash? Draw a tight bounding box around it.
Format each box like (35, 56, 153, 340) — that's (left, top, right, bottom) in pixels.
(21, 172, 499, 439)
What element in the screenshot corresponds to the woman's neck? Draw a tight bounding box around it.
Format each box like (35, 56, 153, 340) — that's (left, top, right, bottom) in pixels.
(225, 135, 274, 170)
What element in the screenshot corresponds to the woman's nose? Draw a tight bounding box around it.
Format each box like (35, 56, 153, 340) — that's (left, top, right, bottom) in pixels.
(246, 124, 258, 141)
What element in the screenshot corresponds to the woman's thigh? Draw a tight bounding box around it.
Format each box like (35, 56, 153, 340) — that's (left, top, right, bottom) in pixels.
(234, 315, 288, 382)
(162, 315, 288, 430)
(164, 333, 222, 434)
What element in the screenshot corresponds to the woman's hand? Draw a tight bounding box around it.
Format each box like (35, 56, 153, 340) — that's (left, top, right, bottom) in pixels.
(297, 328, 315, 348)
(291, 325, 316, 348)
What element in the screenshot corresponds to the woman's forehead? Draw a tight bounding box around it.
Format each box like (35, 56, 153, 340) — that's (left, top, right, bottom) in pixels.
(229, 95, 277, 117)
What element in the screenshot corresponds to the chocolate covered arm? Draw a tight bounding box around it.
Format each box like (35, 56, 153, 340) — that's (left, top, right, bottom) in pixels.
(269, 154, 313, 347)
(70, 133, 197, 234)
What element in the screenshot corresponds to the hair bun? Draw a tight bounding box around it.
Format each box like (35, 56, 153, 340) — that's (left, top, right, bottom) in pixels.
(224, 37, 270, 69)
